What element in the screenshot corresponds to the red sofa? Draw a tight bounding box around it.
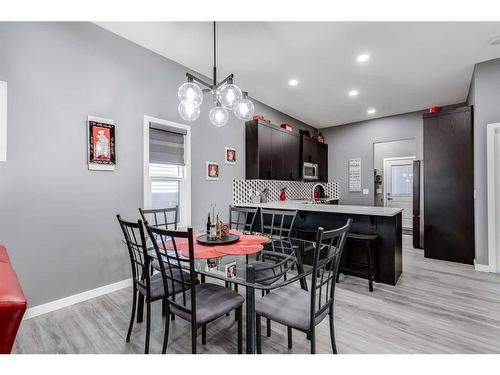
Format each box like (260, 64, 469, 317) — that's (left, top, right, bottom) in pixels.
(0, 245, 27, 354)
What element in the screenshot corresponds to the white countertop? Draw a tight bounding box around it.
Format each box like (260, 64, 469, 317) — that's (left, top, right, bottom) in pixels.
(236, 200, 403, 217)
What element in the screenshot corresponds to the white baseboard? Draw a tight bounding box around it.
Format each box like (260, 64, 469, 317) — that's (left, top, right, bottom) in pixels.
(23, 278, 132, 320)
(474, 260, 495, 273)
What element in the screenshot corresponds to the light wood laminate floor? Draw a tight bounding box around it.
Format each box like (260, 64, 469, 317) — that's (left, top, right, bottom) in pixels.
(13, 235, 500, 354)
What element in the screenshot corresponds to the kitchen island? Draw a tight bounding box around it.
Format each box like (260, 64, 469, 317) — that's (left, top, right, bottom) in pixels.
(236, 200, 403, 285)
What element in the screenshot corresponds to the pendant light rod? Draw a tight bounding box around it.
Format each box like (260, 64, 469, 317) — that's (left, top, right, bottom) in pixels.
(213, 21, 217, 87)
(184, 21, 234, 91)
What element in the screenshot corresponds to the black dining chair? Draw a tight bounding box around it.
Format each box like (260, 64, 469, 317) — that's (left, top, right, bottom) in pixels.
(140, 207, 179, 279)
(145, 224, 245, 354)
(255, 219, 352, 354)
(252, 209, 299, 337)
(139, 206, 178, 230)
(229, 205, 258, 233)
(117, 215, 189, 354)
(226, 206, 259, 294)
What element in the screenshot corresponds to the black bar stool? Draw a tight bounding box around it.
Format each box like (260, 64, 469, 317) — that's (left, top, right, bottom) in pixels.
(339, 233, 377, 292)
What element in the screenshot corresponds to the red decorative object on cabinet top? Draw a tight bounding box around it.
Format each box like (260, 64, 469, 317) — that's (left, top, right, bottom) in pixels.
(280, 123, 292, 131)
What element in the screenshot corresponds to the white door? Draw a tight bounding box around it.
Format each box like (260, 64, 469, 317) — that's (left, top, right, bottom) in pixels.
(488, 123, 500, 273)
(384, 158, 415, 230)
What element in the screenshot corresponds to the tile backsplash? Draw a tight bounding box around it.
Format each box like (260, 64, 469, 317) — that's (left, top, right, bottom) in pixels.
(232, 179, 340, 204)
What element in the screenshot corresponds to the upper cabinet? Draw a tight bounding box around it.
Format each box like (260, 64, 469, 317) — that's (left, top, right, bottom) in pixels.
(300, 134, 328, 182)
(245, 119, 327, 182)
(245, 120, 300, 180)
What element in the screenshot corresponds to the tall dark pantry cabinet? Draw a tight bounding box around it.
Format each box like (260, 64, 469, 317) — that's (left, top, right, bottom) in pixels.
(423, 106, 474, 264)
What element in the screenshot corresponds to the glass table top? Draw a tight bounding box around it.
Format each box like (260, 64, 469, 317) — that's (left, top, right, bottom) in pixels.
(147, 227, 316, 290)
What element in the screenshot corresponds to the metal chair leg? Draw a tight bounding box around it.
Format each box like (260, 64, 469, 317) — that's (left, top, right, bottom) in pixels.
(225, 281, 231, 316)
(367, 242, 376, 292)
(126, 285, 137, 342)
(202, 324, 207, 345)
(137, 293, 144, 323)
(256, 314, 262, 354)
(237, 306, 242, 354)
(144, 301, 151, 354)
(191, 323, 197, 354)
(162, 306, 170, 354)
(265, 290, 271, 337)
(310, 327, 316, 354)
(287, 326, 293, 349)
(329, 305, 337, 354)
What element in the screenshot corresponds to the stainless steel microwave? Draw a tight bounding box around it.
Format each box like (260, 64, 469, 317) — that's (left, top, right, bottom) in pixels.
(302, 162, 318, 181)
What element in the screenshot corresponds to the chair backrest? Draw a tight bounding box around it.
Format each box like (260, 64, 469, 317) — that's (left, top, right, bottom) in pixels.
(260, 209, 297, 239)
(117, 215, 151, 294)
(309, 219, 352, 330)
(229, 205, 258, 232)
(139, 207, 178, 230)
(145, 224, 197, 321)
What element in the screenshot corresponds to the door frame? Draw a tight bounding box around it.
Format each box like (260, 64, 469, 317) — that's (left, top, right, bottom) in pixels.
(383, 156, 416, 207)
(487, 122, 500, 273)
(143, 115, 192, 227)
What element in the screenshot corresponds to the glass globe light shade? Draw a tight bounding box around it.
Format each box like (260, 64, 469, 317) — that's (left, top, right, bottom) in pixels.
(216, 83, 242, 109)
(234, 98, 255, 120)
(178, 82, 203, 107)
(178, 101, 200, 122)
(209, 105, 229, 127)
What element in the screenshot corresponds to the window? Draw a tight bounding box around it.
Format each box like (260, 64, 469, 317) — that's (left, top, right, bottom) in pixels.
(150, 164, 182, 210)
(391, 164, 413, 196)
(145, 119, 190, 227)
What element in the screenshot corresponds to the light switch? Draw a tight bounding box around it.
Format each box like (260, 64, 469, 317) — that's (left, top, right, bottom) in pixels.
(362, 188, 369, 195)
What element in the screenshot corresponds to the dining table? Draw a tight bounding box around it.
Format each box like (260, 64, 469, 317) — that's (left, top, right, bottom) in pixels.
(148, 227, 316, 354)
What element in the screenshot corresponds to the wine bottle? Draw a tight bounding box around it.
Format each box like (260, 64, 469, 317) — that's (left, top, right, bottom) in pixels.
(206, 212, 211, 236)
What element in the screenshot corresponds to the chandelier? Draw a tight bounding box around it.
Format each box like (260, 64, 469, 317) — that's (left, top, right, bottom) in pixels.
(177, 22, 255, 127)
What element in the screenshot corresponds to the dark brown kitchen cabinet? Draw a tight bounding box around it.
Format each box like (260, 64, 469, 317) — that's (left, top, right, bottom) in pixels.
(423, 106, 474, 264)
(284, 132, 301, 180)
(245, 119, 300, 180)
(300, 135, 328, 182)
(301, 135, 317, 163)
(271, 130, 285, 179)
(317, 142, 328, 182)
(258, 124, 273, 179)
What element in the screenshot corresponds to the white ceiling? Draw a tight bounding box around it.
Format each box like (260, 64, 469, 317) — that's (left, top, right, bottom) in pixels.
(96, 22, 500, 128)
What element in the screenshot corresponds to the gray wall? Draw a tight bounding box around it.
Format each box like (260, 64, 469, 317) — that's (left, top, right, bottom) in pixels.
(0, 22, 315, 306)
(468, 57, 500, 265)
(322, 111, 424, 206)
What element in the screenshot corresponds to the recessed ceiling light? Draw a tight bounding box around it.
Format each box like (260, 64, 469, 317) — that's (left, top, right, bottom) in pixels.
(357, 54, 370, 63)
(348, 89, 359, 97)
(288, 79, 299, 86)
(367, 108, 376, 115)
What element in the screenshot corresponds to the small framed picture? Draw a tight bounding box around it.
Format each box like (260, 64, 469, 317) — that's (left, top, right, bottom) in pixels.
(206, 258, 218, 269)
(225, 147, 236, 165)
(87, 115, 115, 171)
(206, 161, 219, 180)
(225, 262, 237, 279)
